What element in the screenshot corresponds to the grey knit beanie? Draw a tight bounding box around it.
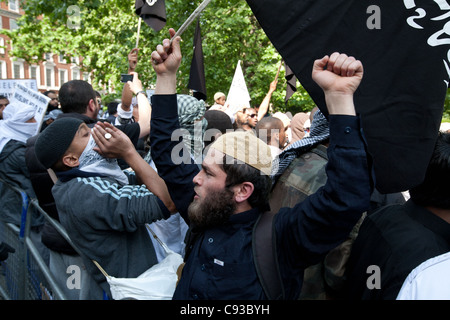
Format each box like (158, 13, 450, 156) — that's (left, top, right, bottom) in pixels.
(35, 117, 84, 169)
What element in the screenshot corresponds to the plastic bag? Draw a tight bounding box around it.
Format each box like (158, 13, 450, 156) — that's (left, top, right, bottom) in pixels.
(93, 226, 184, 300)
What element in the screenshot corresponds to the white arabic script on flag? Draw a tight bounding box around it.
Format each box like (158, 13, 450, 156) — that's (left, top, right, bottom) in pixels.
(404, 0, 450, 84)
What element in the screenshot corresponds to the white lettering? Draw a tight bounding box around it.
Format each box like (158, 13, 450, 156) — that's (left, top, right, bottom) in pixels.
(367, 5, 381, 30)
(404, 0, 450, 84)
(366, 265, 381, 290)
(67, 5, 81, 30)
(66, 265, 81, 290)
(180, 304, 214, 317)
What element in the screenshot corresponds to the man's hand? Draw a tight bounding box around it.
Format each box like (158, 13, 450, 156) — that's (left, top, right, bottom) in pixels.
(312, 52, 363, 115)
(151, 28, 182, 75)
(269, 79, 278, 93)
(92, 122, 135, 160)
(127, 72, 143, 95)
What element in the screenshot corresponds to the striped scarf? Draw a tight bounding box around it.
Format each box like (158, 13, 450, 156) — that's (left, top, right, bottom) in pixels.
(271, 110, 330, 180)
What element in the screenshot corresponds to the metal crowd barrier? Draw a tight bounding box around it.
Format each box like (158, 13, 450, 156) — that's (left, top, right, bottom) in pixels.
(0, 178, 81, 300)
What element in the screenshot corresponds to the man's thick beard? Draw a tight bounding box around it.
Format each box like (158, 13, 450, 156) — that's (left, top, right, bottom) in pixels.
(188, 187, 236, 229)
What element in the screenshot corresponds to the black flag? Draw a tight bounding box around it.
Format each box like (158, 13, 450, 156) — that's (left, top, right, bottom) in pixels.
(284, 63, 297, 104)
(135, 0, 166, 32)
(246, 0, 449, 193)
(188, 19, 207, 101)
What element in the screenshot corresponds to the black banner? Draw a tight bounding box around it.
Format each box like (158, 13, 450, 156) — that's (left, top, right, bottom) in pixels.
(247, 0, 449, 193)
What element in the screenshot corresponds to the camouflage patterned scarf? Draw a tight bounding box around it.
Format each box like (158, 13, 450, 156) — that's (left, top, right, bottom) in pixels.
(271, 110, 329, 180)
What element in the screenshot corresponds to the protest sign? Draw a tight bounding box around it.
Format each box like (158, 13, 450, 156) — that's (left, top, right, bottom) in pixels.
(9, 83, 50, 134)
(0, 79, 38, 99)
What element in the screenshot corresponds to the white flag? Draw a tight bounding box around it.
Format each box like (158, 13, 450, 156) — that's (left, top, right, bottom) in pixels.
(225, 60, 251, 118)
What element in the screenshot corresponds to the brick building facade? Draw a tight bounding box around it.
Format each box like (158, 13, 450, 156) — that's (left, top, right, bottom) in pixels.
(0, 0, 89, 93)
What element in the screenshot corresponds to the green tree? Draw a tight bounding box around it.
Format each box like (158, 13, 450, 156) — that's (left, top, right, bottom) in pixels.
(443, 88, 450, 122)
(3, 0, 316, 113)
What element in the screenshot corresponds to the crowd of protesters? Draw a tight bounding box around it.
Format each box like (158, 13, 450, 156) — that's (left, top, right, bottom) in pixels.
(0, 28, 449, 301)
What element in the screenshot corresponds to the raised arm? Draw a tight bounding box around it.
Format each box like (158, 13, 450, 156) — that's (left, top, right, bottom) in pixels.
(126, 72, 151, 138)
(120, 49, 138, 110)
(151, 28, 182, 94)
(149, 28, 199, 220)
(275, 52, 371, 270)
(312, 52, 363, 116)
(257, 79, 277, 121)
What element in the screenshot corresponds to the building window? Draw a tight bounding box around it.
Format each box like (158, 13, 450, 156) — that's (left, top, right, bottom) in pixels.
(59, 69, 67, 85)
(72, 69, 79, 81)
(30, 65, 40, 86)
(13, 61, 24, 79)
(0, 61, 6, 79)
(45, 67, 54, 87)
(30, 65, 37, 79)
(71, 56, 79, 65)
(9, 19, 18, 31)
(59, 54, 67, 64)
(8, 0, 19, 12)
(45, 53, 53, 62)
(0, 38, 4, 54)
(83, 72, 90, 82)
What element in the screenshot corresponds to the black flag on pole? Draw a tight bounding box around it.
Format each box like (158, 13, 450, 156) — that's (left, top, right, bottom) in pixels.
(135, 0, 166, 32)
(246, 0, 449, 193)
(284, 63, 297, 104)
(188, 19, 207, 101)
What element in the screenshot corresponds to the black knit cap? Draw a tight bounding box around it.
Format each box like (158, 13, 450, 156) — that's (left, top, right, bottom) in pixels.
(35, 117, 84, 169)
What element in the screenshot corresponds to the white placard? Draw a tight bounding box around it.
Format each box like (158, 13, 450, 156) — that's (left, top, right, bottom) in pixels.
(0, 79, 38, 99)
(9, 83, 50, 134)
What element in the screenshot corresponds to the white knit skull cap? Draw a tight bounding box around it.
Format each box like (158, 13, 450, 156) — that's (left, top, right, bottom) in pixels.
(209, 131, 272, 175)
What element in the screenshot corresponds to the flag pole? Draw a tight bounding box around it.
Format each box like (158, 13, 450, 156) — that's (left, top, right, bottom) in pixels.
(136, 17, 142, 49)
(275, 60, 283, 82)
(170, 0, 213, 44)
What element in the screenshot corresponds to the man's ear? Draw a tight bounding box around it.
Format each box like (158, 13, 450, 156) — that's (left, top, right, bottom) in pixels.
(233, 182, 255, 204)
(87, 98, 96, 114)
(273, 131, 280, 143)
(62, 152, 80, 168)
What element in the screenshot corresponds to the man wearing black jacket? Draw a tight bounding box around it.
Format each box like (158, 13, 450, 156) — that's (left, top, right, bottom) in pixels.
(144, 29, 372, 300)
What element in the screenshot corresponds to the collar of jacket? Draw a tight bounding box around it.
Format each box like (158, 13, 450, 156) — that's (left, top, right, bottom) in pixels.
(406, 199, 450, 244)
(55, 168, 105, 183)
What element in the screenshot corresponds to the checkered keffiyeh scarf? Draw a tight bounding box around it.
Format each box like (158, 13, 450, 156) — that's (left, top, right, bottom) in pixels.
(271, 110, 330, 180)
(177, 95, 207, 158)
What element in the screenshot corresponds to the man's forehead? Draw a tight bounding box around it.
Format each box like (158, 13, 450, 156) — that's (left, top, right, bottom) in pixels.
(203, 147, 224, 167)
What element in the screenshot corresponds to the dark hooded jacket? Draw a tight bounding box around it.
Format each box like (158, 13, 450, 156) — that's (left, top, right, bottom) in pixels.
(0, 139, 44, 228)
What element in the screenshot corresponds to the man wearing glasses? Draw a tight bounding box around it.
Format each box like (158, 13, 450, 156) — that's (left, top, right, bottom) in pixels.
(234, 107, 259, 133)
(245, 107, 259, 130)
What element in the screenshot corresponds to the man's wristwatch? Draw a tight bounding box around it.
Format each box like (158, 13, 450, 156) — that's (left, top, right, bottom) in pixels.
(136, 90, 147, 97)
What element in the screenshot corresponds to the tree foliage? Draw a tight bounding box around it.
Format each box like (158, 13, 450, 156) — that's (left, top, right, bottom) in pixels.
(3, 0, 315, 113)
(5, 0, 449, 120)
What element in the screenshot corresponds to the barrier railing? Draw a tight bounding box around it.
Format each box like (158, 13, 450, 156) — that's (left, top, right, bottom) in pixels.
(0, 177, 77, 300)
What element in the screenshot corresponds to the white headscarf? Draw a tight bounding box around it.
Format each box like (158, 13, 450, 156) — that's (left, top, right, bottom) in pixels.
(78, 131, 129, 186)
(0, 101, 37, 153)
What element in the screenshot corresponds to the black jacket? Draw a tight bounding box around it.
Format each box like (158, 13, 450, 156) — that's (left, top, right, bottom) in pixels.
(150, 94, 372, 300)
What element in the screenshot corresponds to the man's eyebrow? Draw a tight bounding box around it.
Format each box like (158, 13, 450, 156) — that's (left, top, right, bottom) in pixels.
(201, 162, 211, 172)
